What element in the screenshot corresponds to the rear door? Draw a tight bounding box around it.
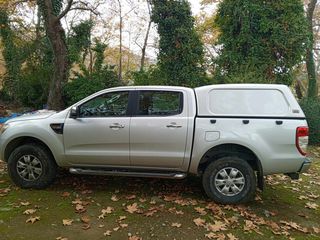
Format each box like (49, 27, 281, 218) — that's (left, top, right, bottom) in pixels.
(130, 90, 189, 169)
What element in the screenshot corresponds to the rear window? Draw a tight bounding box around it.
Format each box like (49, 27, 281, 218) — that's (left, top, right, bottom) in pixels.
(209, 89, 289, 116)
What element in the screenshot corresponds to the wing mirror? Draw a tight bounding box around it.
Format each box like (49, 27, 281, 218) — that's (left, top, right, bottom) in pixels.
(70, 106, 79, 119)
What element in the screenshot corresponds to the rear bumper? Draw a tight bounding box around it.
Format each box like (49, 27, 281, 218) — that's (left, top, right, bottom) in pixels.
(298, 158, 312, 173)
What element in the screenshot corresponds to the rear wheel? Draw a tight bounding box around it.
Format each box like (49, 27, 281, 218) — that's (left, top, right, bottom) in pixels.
(7, 144, 57, 189)
(202, 156, 256, 204)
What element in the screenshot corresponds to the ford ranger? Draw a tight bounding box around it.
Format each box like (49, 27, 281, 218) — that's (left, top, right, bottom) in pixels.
(0, 84, 311, 204)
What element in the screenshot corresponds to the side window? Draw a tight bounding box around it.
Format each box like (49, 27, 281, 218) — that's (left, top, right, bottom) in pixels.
(137, 91, 183, 116)
(79, 91, 129, 118)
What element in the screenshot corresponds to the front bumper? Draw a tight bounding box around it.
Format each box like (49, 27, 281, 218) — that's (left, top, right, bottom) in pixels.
(298, 158, 312, 173)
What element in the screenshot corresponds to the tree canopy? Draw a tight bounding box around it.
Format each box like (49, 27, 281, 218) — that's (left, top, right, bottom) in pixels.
(214, 0, 309, 85)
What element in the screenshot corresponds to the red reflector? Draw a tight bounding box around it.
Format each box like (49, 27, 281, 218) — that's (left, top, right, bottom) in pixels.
(297, 127, 309, 137)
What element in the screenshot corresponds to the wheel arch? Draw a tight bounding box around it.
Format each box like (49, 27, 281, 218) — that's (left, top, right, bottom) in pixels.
(4, 136, 56, 164)
(197, 143, 264, 190)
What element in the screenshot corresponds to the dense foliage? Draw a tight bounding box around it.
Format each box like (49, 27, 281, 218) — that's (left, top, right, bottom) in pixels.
(63, 42, 118, 106)
(150, 0, 206, 87)
(300, 98, 320, 145)
(214, 0, 309, 85)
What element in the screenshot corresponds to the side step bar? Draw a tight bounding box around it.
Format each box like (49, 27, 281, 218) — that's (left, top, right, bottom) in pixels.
(69, 168, 187, 179)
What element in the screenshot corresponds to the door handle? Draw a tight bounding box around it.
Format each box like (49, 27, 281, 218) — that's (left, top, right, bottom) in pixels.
(109, 123, 125, 129)
(166, 123, 182, 128)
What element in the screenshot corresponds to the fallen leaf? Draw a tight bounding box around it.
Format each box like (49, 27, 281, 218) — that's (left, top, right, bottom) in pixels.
(171, 222, 182, 228)
(99, 207, 114, 219)
(226, 233, 238, 240)
(313, 227, 320, 234)
(82, 224, 90, 230)
(305, 202, 319, 210)
(56, 237, 68, 240)
(205, 232, 226, 240)
(120, 223, 128, 228)
(20, 202, 30, 206)
(23, 209, 36, 215)
(125, 194, 136, 200)
(113, 227, 120, 231)
(75, 204, 86, 213)
(195, 207, 207, 215)
(118, 216, 127, 221)
(62, 219, 73, 226)
(111, 195, 119, 202)
(26, 216, 40, 224)
(81, 215, 90, 224)
(128, 236, 142, 240)
(206, 221, 227, 232)
(193, 218, 206, 227)
(126, 203, 138, 214)
(104, 230, 112, 236)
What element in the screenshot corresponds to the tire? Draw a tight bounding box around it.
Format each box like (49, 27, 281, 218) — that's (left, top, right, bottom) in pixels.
(202, 156, 256, 204)
(7, 143, 57, 189)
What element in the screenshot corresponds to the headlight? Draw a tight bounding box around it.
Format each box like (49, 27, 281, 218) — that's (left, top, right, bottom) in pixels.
(0, 123, 10, 134)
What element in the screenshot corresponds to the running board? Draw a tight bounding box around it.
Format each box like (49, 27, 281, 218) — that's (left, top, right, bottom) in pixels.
(69, 168, 187, 179)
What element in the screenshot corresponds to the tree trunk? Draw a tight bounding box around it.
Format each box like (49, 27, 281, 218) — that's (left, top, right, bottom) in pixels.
(140, 20, 151, 72)
(39, 0, 69, 110)
(306, 0, 318, 99)
(117, 0, 123, 85)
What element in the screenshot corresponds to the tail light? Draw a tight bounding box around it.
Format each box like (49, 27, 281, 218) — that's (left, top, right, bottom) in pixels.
(296, 126, 309, 156)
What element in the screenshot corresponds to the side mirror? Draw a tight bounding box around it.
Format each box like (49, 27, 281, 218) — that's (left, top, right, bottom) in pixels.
(70, 106, 79, 118)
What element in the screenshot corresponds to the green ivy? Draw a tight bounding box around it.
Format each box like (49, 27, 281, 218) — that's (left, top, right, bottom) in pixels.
(150, 0, 206, 87)
(300, 98, 320, 145)
(214, 0, 309, 85)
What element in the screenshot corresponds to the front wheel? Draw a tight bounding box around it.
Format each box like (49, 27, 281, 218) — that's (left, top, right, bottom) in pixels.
(202, 156, 256, 204)
(7, 143, 57, 189)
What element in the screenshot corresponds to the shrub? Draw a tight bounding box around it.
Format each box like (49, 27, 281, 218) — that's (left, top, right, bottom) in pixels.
(300, 98, 320, 145)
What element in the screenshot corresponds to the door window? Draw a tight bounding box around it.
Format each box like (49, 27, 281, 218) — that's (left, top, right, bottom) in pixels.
(79, 91, 129, 118)
(137, 91, 183, 116)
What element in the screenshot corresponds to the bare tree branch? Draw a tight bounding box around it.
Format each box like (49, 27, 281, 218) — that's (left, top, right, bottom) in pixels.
(57, 0, 74, 21)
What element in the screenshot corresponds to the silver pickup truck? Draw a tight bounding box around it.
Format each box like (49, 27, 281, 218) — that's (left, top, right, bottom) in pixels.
(0, 84, 311, 204)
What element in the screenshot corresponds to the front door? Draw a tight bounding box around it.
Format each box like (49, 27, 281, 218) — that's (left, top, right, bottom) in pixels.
(64, 91, 131, 166)
(130, 90, 188, 169)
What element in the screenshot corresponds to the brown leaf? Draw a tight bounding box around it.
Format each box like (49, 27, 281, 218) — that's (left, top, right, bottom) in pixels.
(126, 203, 138, 214)
(193, 218, 206, 227)
(26, 216, 40, 224)
(72, 199, 82, 205)
(125, 194, 136, 200)
(62, 219, 73, 226)
(305, 202, 319, 210)
(195, 207, 207, 215)
(206, 221, 227, 232)
(113, 227, 120, 231)
(20, 201, 31, 206)
(205, 233, 225, 240)
(103, 230, 112, 236)
(82, 223, 90, 230)
(23, 209, 36, 215)
(81, 215, 90, 224)
(171, 222, 182, 228)
(111, 195, 119, 202)
(120, 223, 128, 228)
(56, 237, 68, 240)
(313, 227, 320, 234)
(128, 236, 142, 240)
(226, 233, 238, 240)
(99, 207, 114, 219)
(75, 204, 86, 213)
(118, 216, 127, 221)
